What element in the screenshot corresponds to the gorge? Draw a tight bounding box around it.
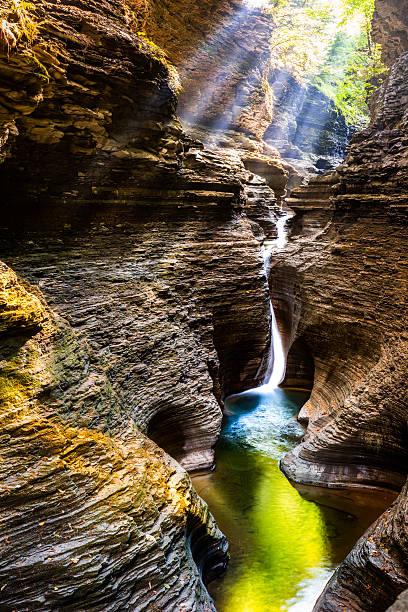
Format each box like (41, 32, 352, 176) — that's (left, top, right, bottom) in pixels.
(0, 0, 407, 611)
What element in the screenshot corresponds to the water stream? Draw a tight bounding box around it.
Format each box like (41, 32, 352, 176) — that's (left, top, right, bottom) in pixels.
(194, 388, 389, 611)
(193, 213, 392, 611)
(258, 211, 293, 390)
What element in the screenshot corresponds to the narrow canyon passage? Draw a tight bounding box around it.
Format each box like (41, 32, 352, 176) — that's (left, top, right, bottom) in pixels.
(0, 0, 407, 611)
(194, 388, 392, 612)
(193, 220, 394, 611)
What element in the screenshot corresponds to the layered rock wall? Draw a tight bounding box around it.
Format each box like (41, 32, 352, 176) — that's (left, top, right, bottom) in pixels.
(272, 17, 408, 611)
(142, 0, 275, 141)
(264, 72, 353, 171)
(0, 0, 281, 608)
(143, 0, 351, 172)
(0, 261, 229, 611)
(373, 0, 408, 66)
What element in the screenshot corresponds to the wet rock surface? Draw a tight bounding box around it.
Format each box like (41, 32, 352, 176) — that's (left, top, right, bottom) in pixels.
(1, 0, 407, 609)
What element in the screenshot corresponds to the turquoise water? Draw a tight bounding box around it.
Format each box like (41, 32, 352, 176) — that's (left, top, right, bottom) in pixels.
(194, 388, 392, 612)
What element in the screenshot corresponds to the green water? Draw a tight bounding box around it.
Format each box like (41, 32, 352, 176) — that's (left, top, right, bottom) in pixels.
(194, 388, 391, 612)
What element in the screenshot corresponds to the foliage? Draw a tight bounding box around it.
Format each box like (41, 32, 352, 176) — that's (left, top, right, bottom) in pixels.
(0, 0, 52, 80)
(266, 0, 333, 78)
(335, 43, 385, 126)
(340, 0, 375, 43)
(318, 0, 387, 126)
(266, 0, 388, 126)
(316, 30, 387, 126)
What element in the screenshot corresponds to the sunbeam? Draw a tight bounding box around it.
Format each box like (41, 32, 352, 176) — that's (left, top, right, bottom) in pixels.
(177, 0, 370, 172)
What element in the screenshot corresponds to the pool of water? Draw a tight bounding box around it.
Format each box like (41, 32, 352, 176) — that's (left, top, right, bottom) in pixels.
(193, 388, 392, 612)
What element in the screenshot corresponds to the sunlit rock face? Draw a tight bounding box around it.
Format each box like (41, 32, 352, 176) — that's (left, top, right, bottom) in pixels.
(145, 0, 242, 68)
(145, 0, 274, 141)
(146, 1, 274, 139)
(274, 42, 408, 612)
(145, 0, 352, 175)
(0, 261, 228, 611)
(264, 71, 354, 173)
(0, 0, 282, 608)
(178, 6, 273, 141)
(0, 0, 276, 466)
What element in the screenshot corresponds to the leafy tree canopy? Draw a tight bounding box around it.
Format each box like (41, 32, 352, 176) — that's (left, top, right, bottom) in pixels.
(266, 0, 388, 126)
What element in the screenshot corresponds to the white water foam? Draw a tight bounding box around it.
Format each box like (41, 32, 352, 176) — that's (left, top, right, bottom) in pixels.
(259, 211, 293, 390)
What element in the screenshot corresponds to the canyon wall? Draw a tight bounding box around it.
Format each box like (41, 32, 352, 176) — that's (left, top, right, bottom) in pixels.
(0, 0, 282, 608)
(273, 2, 408, 609)
(264, 72, 353, 172)
(373, 0, 408, 65)
(143, 0, 351, 173)
(1, 0, 406, 609)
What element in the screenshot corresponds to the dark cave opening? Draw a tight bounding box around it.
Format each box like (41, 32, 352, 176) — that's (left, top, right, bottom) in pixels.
(147, 407, 188, 465)
(282, 335, 315, 391)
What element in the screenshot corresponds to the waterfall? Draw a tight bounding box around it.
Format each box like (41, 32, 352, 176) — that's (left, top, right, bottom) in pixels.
(259, 212, 293, 390)
(262, 302, 286, 389)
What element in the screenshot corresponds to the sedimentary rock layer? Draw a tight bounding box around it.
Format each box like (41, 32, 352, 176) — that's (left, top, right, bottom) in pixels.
(373, 0, 408, 66)
(264, 72, 353, 171)
(274, 41, 408, 612)
(315, 481, 408, 611)
(0, 261, 228, 611)
(0, 0, 281, 608)
(144, 0, 351, 172)
(278, 46, 408, 490)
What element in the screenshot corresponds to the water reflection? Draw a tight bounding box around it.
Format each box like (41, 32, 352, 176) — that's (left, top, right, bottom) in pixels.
(193, 388, 384, 612)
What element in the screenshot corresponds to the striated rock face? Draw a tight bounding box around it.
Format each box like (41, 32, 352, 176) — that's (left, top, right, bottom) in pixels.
(273, 38, 408, 612)
(144, 0, 351, 174)
(145, 0, 242, 68)
(144, 0, 275, 142)
(0, 261, 228, 611)
(314, 481, 408, 611)
(373, 0, 408, 66)
(147, 1, 275, 142)
(264, 72, 353, 172)
(0, 0, 276, 471)
(1, 142, 274, 473)
(0, 0, 282, 609)
(177, 6, 273, 141)
(278, 49, 408, 491)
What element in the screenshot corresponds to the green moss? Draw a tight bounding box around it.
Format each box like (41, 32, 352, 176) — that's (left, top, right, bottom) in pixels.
(0, 0, 38, 50)
(0, 0, 62, 81)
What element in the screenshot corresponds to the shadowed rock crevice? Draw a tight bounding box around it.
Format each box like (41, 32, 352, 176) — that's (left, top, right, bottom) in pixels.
(283, 335, 315, 392)
(187, 513, 229, 587)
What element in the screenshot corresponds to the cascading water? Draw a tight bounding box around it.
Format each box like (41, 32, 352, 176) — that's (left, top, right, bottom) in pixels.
(194, 210, 384, 612)
(258, 211, 293, 390)
(261, 303, 286, 389)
